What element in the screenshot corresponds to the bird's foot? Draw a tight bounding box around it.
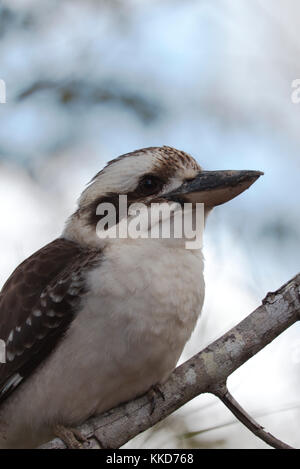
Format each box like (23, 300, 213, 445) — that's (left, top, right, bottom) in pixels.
(53, 424, 88, 449)
(147, 384, 165, 415)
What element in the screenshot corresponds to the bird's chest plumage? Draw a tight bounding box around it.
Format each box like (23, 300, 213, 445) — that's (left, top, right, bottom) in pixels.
(88, 241, 204, 344)
(77, 241, 205, 408)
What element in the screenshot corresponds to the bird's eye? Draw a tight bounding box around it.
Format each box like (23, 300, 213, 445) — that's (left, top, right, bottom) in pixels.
(137, 175, 163, 196)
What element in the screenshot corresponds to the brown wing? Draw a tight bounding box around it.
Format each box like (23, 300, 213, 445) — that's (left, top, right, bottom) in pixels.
(0, 238, 101, 404)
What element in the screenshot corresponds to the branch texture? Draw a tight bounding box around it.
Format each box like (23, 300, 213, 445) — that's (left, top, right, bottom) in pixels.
(40, 273, 300, 449)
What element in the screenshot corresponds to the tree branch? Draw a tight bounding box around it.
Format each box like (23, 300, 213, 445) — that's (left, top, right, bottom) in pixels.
(213, 385, 293, 449)
(40, 273, 300, 449)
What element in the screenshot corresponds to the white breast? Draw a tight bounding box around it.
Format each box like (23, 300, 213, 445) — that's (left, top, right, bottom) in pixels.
(81, 239, 205, 411)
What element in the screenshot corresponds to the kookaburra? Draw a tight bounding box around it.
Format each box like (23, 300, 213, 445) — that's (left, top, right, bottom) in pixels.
(0, 146, 262, 448)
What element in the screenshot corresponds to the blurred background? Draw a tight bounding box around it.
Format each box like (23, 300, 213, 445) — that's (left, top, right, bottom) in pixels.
(0, 0, 299, 449)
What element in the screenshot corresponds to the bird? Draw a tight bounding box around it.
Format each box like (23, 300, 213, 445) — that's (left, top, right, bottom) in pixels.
(0, 146, 262, 448)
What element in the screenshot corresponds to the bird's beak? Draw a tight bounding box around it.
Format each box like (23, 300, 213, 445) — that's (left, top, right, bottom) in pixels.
(164, 170, 263, 207)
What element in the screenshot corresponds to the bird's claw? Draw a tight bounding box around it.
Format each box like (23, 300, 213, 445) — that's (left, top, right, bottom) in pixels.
(53, 424, 88, 449)
(147, 384, 165, 415)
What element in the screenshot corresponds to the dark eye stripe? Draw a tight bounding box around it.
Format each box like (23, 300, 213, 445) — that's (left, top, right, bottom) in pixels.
(84, 176, 166, 228)
(136, 175, 164, 196)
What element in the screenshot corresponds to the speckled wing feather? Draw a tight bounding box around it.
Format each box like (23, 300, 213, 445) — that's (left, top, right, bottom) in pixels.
(0, 238, 101, 405)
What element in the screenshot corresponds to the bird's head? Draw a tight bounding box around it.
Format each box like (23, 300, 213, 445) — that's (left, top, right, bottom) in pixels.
(63, 146, 263, 248)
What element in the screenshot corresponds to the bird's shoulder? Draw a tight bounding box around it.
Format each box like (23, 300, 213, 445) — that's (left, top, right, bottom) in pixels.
(0, 237, 101, 403)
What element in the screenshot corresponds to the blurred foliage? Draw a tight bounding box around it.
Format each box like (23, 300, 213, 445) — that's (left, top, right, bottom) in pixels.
(18, 79, 161, 123)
